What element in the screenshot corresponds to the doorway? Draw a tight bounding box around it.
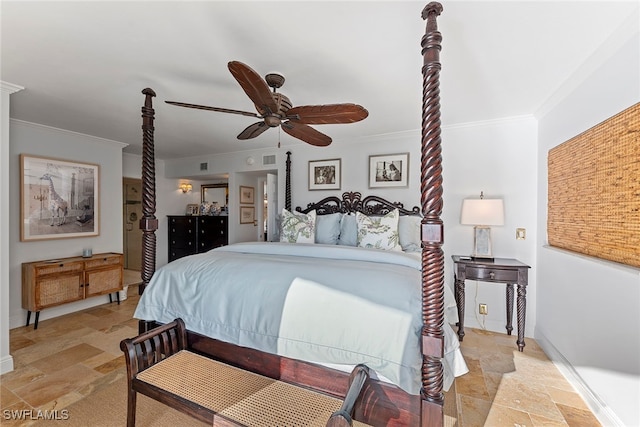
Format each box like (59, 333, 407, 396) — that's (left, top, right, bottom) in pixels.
(122, 178, 142, 270)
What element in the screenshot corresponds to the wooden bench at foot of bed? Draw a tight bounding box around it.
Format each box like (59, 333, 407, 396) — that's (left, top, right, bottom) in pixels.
(120, 319, 371, 427)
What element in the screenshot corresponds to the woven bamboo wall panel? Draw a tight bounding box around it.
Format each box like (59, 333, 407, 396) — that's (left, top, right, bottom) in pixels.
(548, 102, 640, 268)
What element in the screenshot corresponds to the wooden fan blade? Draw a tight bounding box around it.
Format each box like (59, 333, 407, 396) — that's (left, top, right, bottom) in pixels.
(237, 121, 269, 140)
(165, 101, 260, 118)
(282, 121, 332, 147)
(228, 61, 279, 115)
(286, 104, 368, 124)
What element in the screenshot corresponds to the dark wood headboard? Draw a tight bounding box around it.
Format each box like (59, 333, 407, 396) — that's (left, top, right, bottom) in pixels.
(296, 191, 420, 216)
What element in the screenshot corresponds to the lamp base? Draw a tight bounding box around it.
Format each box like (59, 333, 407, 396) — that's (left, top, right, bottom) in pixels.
(471, 226, 494, 260)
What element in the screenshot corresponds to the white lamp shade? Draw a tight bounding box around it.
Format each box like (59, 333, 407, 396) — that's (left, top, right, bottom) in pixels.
(460, 199, 504, 226)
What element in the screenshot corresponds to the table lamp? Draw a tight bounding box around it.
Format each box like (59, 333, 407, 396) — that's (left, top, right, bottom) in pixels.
(460, 192, 504, 261)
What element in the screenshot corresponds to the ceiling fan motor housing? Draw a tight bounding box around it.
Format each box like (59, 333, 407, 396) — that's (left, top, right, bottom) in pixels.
(258, 93, 292, 127)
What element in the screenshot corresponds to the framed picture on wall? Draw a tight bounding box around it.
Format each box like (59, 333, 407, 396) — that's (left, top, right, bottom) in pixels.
(368, 153, 409, 188)
(20, 154, 100, 241)
(240, 186, 255, 204)
(240, 206, 255, 224)
(308, 158, 341, 191)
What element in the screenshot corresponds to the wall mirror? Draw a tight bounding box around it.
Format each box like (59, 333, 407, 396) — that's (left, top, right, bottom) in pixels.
(201, 183, 228, 206)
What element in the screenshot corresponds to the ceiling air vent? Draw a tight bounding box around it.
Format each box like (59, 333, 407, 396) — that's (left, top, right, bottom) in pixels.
(200, 162, 208, 171)
(262, 155, 276, 166)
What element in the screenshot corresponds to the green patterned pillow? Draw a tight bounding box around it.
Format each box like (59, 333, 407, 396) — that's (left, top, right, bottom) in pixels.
(355, 209, 401, 251)
(280, 208, 316, 243)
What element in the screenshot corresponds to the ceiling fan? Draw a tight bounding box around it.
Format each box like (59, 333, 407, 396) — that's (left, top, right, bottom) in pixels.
(165, 61, 368, 147)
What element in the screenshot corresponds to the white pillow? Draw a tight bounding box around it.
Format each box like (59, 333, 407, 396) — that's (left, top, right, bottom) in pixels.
(280, 209, 316, 243)
(355, 209, 401, 251)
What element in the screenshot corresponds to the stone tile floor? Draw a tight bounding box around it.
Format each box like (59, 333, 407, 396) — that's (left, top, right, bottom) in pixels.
(2, 274, 600, 426)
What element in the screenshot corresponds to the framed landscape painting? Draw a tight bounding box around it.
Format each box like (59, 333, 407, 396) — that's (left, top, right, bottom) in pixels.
(240, 206, 255, 224)
(20, 154, 100, 241)
(240, 186, 255, 204)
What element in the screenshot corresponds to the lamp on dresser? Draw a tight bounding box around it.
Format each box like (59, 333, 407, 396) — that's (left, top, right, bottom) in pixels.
(460, 191, 504, 261)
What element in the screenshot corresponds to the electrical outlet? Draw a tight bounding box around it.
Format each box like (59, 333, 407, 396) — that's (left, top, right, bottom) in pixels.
(479, 304, 488, 315)
(516, 228, 526, 240)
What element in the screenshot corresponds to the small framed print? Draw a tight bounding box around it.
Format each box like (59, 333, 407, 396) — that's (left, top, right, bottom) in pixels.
(309, 158, 341, 191)
(240, 186, 255, 204)
(369, 153, 409, 188)
(240, 206, 255, 224)
(186, 204, 199, 216)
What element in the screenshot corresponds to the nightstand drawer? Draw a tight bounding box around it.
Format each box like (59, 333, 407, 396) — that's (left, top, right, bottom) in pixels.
(465, 266, 518, 282)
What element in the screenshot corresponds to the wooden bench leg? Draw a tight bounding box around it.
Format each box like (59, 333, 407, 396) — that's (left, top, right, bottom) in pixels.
(120, 319, 187, 427)
(126, 386, 137, 427)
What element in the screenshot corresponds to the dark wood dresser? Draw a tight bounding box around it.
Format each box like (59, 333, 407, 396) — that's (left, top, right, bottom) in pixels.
(168, 215, 228, 262)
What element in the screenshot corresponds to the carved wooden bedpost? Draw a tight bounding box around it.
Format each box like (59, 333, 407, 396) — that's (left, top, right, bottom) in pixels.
(139, 88, 158, 296)
(285, 151, 292, 212)
(419, 3, 445, 426)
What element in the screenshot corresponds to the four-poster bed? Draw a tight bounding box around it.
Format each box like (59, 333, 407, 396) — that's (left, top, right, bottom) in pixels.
(130, 2, 449, 425)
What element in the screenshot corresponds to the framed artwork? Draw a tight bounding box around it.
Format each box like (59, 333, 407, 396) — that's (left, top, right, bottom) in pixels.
(240, 186, 255, 204)
(369, 153, 409, 188)
(20, 154, 100, 241)
(186, 204, 199, 216)
(308, 158, 341, 191)
(240, 206, 255, 224)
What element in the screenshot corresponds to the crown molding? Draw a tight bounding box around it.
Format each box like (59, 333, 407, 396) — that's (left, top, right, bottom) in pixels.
(10, 119, 129, 149)
(0, 81, 24, 94)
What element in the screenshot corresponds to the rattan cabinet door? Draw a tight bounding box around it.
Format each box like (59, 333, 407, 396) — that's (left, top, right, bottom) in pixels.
(84, 254, 123, 297)
(34, 272, 84, 309)
(85, 266, 122, 297)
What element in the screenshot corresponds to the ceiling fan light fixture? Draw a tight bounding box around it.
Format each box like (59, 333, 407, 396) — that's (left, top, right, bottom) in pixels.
(264, 115, 281, 127)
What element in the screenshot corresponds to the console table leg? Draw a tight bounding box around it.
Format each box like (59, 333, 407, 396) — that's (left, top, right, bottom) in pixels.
(516, 283, 526, 351)
(26, 311, 31, 327)
(506, 283, 514, 335)
(34, 312, 40, 330)
(455, 278, 465, 341)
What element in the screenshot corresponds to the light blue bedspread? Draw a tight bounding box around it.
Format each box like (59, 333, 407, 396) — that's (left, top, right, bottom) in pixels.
(134, 242, 467, 394)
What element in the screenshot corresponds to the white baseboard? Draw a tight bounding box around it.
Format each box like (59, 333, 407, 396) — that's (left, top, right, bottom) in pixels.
(0, 354, 14, 375)
(535, 329, 624, 427)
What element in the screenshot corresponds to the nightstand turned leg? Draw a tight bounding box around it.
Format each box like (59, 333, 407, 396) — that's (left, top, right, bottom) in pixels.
(517, 282, 527, 351)
(506, 283, 514, 335)
(455, 278, 465, 341)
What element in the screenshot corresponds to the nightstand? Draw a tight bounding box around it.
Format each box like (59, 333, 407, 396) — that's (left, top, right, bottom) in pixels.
(452, 255, 531, 351)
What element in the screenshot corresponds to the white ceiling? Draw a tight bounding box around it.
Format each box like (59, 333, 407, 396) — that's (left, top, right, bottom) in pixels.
(2, 1, 637, 160)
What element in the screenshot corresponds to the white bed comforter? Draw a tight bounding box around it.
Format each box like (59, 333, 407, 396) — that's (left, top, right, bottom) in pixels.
(134, 242, 468, 394)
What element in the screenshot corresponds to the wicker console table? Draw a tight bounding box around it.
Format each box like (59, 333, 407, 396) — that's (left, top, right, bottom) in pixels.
(22, 252, 123, 329)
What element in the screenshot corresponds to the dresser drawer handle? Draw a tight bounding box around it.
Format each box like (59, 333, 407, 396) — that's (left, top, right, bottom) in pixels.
(489, 271, 495, 279)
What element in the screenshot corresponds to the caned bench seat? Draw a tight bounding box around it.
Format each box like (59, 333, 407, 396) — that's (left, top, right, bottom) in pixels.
(120, 319, 371, 427)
